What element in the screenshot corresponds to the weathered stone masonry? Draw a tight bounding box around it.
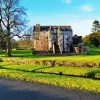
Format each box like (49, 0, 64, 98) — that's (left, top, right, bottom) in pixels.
(33, 24, 73, 54)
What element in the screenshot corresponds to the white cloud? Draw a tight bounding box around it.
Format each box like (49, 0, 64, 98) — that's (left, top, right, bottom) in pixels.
(62, 0, 72, 4)
(81, 4, 94, 12)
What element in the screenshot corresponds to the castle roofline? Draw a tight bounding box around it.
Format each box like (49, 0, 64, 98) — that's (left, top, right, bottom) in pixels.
(33, 24, 72, 32)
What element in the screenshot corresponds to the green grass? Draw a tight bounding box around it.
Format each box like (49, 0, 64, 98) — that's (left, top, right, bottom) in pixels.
(0, 52, 100, 63)
(0, 45, 100, 92)
(0, 45, 100, 62)
(0, 62, 100, 92)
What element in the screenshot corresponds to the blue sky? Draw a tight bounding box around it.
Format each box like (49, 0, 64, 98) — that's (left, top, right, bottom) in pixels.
(20, 0, 100, 36)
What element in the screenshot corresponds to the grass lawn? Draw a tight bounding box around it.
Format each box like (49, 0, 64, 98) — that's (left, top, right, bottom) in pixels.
(0, 45, 100, 62)
(0, 45, 100, 93)
(0, 62, 100, 93)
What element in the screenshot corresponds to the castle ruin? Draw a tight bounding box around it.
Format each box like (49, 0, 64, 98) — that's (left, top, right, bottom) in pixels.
(33, 24, 73, 54)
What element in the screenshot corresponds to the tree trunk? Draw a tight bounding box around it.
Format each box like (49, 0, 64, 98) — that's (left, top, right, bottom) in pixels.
(7, 41, 12, 57)
(6, 39, 12, 57)
(6, 26, 12, 57)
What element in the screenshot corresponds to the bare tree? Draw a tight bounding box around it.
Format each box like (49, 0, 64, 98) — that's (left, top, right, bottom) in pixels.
(0, 0, 27, 56)
(17, 27, 33, 50)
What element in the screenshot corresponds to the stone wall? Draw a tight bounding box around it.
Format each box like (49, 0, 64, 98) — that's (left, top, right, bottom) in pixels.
(34, 32, 48, 51)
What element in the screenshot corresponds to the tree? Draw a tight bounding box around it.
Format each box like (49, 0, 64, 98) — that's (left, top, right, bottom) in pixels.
(11, 39, 18, 49)
(16, 27, 33, 50)
(83, 20, 100, 47)
(83, 32, 100, 47)
(0, 37, 7, 50)
(0, 0, 27, 56)
(17, 37, 33, 50)
(82, 35, 90, 44)
(73, 35, 82, 46)
(89, 31, 100, 47)
(92, 20, 100, 33)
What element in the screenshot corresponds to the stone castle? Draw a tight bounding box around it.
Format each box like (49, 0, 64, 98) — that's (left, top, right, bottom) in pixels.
(33, 24, 73, 54)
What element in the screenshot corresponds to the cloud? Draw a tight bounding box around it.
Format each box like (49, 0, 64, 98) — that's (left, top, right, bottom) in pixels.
(62, 0, 72, 4)
(81, 4, 94, 12)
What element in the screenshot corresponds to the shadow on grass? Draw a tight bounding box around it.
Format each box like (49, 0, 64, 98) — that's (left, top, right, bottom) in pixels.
(0, 65, 51, 73)
(0, 65, 100, 80)
(86, 70, 100, 79)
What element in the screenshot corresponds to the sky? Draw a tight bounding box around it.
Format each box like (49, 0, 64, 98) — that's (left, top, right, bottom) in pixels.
(20, 0, 100, 36)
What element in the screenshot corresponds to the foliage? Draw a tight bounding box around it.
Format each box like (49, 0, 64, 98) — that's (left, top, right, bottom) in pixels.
(83, 31, 100, 47)
(92, 20, 100, 33)
(82, 35, 90, 44)
(73, 35, 82, 46)
(90, 32, 100, 47)
(83, 20, 100, 47)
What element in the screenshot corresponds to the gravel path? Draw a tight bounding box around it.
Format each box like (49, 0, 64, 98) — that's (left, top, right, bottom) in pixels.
(0, 78, 100, 100)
